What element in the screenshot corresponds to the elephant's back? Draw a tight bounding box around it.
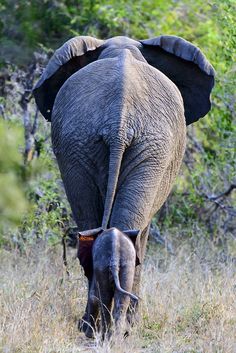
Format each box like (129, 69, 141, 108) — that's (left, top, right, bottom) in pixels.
(52, 52, 185, 145)
(52, 56, 126, 127)
(51, 53, 186, 232)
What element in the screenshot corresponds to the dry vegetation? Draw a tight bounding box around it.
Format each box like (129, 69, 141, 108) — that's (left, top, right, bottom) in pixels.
(1, 235, 235, 353)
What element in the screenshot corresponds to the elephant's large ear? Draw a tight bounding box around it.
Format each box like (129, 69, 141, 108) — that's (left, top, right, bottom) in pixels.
(140, 36, 215, 125)
(33, 36, 104, 121)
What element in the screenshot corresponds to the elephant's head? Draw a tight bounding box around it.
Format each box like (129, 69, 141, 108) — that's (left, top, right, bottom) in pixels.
(33, 35, 215, 125)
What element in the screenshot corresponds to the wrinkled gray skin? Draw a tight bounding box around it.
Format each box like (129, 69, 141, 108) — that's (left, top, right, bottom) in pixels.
(33, 35, 214, 332)
(54, 45, 186, 316)
(83, 228, 139, 338)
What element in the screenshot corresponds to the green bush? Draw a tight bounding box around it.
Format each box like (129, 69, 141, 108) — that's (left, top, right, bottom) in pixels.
(0, 121, 27, 235)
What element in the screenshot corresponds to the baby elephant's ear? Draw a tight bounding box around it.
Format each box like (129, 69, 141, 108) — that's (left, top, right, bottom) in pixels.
(140, 35, 215, 125)
(78, 227, 103, 239)
(123, 229, 141, 266)
(77, 227, 103, 279)
(33, 36, 104, 121)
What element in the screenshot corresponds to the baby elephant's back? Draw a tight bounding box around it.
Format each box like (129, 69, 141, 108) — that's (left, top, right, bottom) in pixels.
(93, 229, 136, 271)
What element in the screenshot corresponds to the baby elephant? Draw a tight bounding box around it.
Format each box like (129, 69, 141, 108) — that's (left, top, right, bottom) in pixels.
(78, 227, 140, 338)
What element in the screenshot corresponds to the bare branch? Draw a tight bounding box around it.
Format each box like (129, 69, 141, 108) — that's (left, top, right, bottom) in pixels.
(19, 61, 40, 163)
(208, 184, 236, 200)
(31, 107, 39, 135)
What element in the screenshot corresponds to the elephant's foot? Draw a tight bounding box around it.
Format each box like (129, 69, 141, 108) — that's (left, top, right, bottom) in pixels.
(78, 313, 90, 333)
(79, 312, 100, 338)
(78, 317, 96, 338)
(85, 326, 94, 338)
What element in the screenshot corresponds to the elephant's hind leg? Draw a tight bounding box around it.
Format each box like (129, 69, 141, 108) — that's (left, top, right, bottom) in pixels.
(58, 160, 104, 231)
(113, 290, 131, 336)
(85, 292, 99, 338)
(95, 273, 113, 339)
(112, 265, 136, 335)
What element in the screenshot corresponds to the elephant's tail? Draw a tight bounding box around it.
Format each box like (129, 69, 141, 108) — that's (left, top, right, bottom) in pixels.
(102, 142, 125, 229)
(112, 268, 139, 302)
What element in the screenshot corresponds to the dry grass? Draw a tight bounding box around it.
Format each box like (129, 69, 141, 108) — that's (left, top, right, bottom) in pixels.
(0, 238, 235, 353)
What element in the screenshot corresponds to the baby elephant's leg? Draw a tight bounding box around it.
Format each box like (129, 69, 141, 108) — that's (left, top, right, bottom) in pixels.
(113, 291, 131, 334)
(113, 266, 136, 334)
(85, 281, 99, 338)
(96, 273, 113, 339)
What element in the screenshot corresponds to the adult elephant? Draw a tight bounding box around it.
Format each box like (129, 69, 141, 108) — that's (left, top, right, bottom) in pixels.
(33, 35, 214, 324)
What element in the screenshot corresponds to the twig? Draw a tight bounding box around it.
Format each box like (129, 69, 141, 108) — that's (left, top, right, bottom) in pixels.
(208, 184, 236, 201)
(62, 234, 70, 277)
(31, 107, 39, 135)
(19, 61, 39, 163)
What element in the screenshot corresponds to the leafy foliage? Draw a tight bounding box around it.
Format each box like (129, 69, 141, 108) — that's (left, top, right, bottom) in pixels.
(0, 0, 235, 247)
(0, 121, 27, 236)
